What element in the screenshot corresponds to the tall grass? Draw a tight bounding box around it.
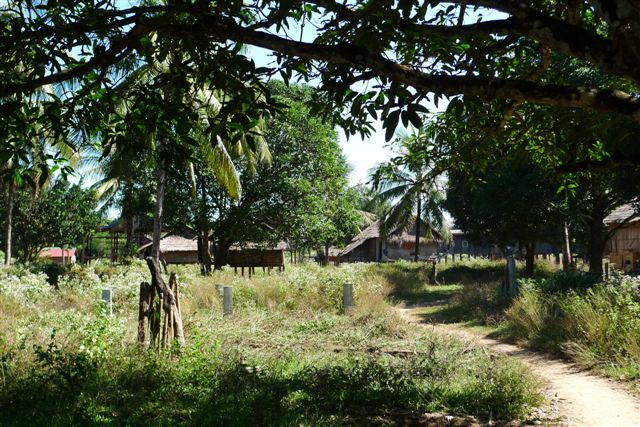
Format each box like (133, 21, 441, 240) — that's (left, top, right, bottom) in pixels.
(0, 261, 542, 425)
(503, 273, 640, 381)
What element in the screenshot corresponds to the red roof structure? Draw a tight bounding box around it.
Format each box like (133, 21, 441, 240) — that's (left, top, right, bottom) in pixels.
(39, 248, 76, 258)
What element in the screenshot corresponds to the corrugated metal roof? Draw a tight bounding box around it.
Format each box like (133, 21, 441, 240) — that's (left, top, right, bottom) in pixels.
(604, 204, 640, 225)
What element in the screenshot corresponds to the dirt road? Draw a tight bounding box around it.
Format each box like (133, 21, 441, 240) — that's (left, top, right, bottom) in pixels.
(397, 306, 640, 427)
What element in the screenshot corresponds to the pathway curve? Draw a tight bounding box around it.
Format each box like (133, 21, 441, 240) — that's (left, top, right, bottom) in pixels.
(397, 305, 640, 427)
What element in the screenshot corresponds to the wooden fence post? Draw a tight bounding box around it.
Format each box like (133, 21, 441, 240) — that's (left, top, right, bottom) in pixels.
(506, 254, 518, 296)
(137, 282, 151, 346)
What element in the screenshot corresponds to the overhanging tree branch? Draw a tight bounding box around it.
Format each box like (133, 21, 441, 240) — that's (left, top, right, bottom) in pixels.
(166, 16, 640, 120)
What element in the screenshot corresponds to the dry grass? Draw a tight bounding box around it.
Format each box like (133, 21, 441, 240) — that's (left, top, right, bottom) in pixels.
(0, 261, 543, 425)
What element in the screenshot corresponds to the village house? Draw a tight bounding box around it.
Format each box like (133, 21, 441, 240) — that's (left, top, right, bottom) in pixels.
(338, 220, 440, 263)
(605, 204, 640, 271)
(447, 229, 502, 258)
(139, 235, 200, 264)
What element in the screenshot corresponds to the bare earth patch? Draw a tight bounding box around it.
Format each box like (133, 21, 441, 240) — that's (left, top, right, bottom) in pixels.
(397, 305, 640, 427)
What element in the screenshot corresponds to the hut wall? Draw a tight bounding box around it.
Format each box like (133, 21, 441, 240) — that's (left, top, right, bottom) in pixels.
(450, 235, 501, 256)
(162, 251, 199, 264)
(49, 255, 77, 265)
(383, 242, 438, 260)
(227, 249, 285, 267)
(342, 238, 379, 262)
(607, 223, 640, 269)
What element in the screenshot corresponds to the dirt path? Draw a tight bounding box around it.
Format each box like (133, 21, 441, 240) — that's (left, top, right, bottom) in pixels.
(397, 305, 640, 427)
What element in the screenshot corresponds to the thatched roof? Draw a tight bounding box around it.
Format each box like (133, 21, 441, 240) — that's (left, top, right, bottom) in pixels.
(605, 204, 640, 225)
(340, 219, 440, 257)
(340, 221, 382, 256)
(328, 246, 343, 257)
(139, 235, 198, 253)
(229, 241, 290, 251)
(98, 214, 156, 233)
(385, 231, 435, 246)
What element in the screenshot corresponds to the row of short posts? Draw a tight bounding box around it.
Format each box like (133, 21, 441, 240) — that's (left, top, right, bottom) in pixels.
(215, 283, 355, 316)
(100, 282, 356, 318)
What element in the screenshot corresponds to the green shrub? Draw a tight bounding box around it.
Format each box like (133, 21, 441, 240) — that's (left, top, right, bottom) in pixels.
(449, 282, 511, 325)
(520, 270, 598, 295)
(504, 274, 640, 379)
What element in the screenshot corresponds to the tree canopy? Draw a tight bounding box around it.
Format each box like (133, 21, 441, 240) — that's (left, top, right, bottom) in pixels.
(0, 181, 102, 261)
(2, 1, 640, 176)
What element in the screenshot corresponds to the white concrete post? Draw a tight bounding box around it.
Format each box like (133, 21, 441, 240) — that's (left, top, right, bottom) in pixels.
(223, 286, 233, 316)
(343, 283, 354, 312)
(101, 288, 113, 316)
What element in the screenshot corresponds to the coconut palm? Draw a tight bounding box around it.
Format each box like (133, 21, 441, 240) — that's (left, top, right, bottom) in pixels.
(1, 82, 81, 264)
(81, 48, 269, 265)
(369, 128, 448, 261)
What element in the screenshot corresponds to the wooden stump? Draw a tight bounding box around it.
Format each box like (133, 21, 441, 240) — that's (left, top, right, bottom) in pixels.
(136, 258, 185, 349)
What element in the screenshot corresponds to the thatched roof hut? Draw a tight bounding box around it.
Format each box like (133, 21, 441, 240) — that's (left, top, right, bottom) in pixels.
(605, 203, 640, 270)
(339, 219, 441, 262)
(139, 235, 199, 264)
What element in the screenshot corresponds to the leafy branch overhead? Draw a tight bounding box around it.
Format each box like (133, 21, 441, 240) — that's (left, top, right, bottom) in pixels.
(2, 1, 640, 144)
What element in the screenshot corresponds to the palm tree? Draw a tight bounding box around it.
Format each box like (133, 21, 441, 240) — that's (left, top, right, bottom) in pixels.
(369, 128, 448, 261)
(82, 48, 269, 267)
(1, 82, 79, 265)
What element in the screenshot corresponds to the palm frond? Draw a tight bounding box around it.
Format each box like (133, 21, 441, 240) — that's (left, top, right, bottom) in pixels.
(201, 135, 242, 200)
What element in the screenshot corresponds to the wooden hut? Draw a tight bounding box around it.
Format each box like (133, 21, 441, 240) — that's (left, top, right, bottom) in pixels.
(339, 220, 440, 262)
(139, 235, 200, 264)
(85, 214, 155, 262)
(448, 229, 502, 258)
(605, 204, 640, 270)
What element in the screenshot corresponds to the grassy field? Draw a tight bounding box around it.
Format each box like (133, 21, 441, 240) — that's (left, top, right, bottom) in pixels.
(0, 260, 542, 426)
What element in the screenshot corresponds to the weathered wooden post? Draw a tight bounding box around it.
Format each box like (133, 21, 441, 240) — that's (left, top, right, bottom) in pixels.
(101, 288, 113, 316)
(506, 250, 518, 296)
(604, 262, 609, 281)
(223, 286, 233, 316)
(343, 283, 354, 312)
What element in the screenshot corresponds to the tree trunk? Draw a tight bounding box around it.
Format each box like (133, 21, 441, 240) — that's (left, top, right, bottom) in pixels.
(4, 182, 14, 265)
(125, 215, 134, 251)
(151, 143, 167, 261)
(213, 240, 230, 270)
(414, 195, 421, 262)
(588, 198, 607, 278)
(197, 233, 213, 274)
(324, 243, 329, 266)
(562, 222, 573, 270)
(145, 257, 185, 347)
(525, 241, 535, 277)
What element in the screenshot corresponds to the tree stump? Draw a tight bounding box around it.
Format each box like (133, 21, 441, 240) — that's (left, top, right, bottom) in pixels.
(136, 257, 185, 349)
